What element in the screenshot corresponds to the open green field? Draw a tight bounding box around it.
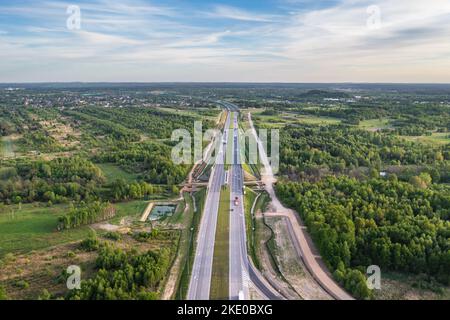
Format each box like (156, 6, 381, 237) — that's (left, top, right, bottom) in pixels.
(288, 114, 341, 125)
(402, 132, 450, 146)
(210, 186, 230, 300)
(253, 111, 341, 128)
(109, 200, 149, 224)
(253, 114, 288, 129)
(96, 163, 139, 183)
(0, 204, 91, 257)
(0, 136, 16, 158)
(0, 200, 150, 256)
(359, 118, 392, 131)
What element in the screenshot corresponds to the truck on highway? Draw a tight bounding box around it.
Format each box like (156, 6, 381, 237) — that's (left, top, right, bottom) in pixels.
(234, 197, 239, 206)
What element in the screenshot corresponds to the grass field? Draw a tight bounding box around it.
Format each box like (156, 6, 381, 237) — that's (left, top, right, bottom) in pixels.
(109, 200, 149, 224)
(210, 186, 230, 300)
(0, 200, 150, 257)
(359, 118, 392, 131)
(0, 136, 16, 158)
(253, 112, 341, 128)
(96, 163, 139, 183)
(290, 114, 341, 125)
(0, 204, 91, 257)
(402, 132, 450, 146)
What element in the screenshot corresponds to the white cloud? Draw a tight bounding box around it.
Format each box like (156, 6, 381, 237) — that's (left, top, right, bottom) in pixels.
(0, 0, 449, 82)
(205, 5, 277, 22)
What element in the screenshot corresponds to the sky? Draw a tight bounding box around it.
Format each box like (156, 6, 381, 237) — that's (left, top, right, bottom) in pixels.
(0, 0, 449, 83)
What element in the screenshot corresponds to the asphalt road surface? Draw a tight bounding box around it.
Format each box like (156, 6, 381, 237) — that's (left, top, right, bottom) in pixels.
(229, 109, 284, 300)
(188, 103, 283, 300)
(229, 112, 250, 300)
(187, 113, 230, 300)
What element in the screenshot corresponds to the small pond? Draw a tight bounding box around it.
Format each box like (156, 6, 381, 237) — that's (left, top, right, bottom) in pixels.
(149, 204, 177, 221)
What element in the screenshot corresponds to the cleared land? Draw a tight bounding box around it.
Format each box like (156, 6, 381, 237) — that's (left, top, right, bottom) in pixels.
(358, 118, 392, 131)
(0, 231, 177, 300)
(0, 204, 90, 257)
(252, 111, 341, 128)
(265, 217, 332, 300)
(96, 163, 139, 183)
(287, 114, 341, 125)
(209, 186, 230, 300)
(373, 272, 450, 300)
(109, 200, 149, 224)
(0, 200, 148, 257)
(0, 135, 17, 158)
(402, 132, 450, 146)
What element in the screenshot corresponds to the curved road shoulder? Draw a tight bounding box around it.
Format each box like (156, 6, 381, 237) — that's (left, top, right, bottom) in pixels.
(248, 112, 354, 301)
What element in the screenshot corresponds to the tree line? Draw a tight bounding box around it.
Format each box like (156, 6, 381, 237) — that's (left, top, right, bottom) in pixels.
(58, 201, 115, 230)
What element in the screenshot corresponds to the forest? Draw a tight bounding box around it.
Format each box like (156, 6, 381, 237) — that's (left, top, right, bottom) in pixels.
(66, 243, 174, 300)
(276, 177, 450, 298)
(93, 141, 189, 185)
(0, 157, 104, 204)
(279, 125, 449, 181)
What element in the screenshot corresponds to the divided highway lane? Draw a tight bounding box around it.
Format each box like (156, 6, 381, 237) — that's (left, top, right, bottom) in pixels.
(229, 110, 284, 301)
(229, 112, 249, 300)
(187, 113, 231, 300)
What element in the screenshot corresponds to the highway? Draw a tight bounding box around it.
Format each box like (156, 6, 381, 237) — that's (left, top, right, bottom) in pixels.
(229, 107, 284, 300)
(229, 112, 249, 300)
(188, 102, 283, 300)
(187, 112, 230, 300)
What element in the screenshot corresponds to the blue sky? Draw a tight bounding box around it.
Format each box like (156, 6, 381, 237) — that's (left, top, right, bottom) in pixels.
(0, 0, 449, 82)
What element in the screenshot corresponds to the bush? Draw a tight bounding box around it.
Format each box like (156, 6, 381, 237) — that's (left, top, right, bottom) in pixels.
(67, 245, 173, 300)
(104, 232, 122, 241)
(79, 235, 100, 252)
(38, 289, 52, 300)
(66, 251, 76, 258)
(14, 280, 29, 290)
(132, 229, 161, 242)
(0, 286, 8, 300)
